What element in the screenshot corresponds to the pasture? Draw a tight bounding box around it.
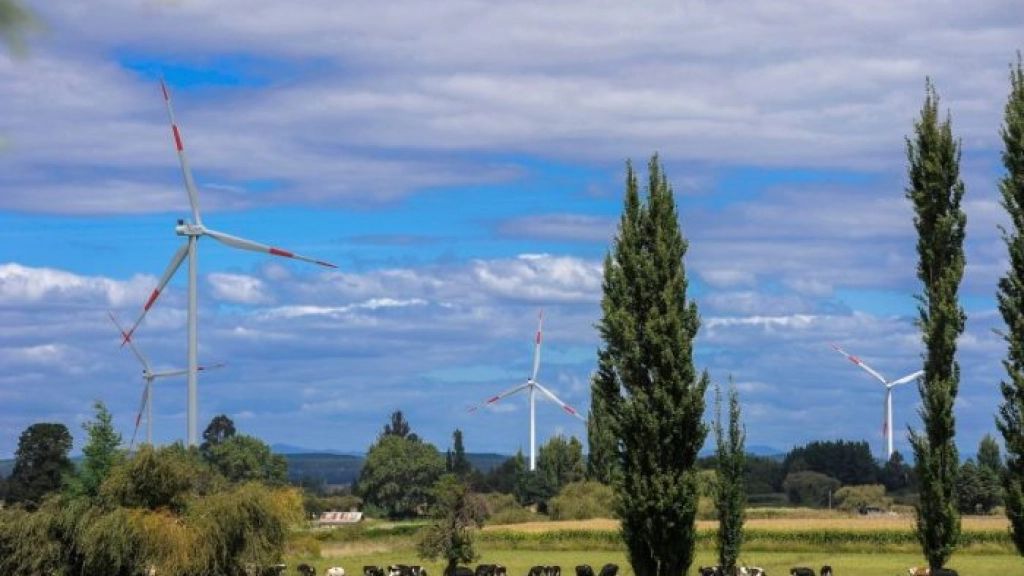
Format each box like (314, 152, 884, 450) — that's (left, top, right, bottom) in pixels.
(288, 516, 1024, 576)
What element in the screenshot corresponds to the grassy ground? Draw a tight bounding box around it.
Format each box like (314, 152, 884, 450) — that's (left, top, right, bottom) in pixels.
(289, 516, 1023, 576)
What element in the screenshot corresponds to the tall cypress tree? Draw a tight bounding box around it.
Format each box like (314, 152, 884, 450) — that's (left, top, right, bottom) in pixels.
(714, 380, 746, 575)
(587, 350, 620, 485)
(905, 79, 966, 570)
(594, 154, 709, 576)
(996, 52, 1024, 556)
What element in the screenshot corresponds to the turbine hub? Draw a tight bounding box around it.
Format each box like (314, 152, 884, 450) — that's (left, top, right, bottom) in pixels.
(175, 222, 204, 236)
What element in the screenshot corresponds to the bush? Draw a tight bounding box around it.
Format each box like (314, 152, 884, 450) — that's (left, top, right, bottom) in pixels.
(547, 481, 616, 520)
(832, 484, 892, 512)
(782, 471, 841, 506)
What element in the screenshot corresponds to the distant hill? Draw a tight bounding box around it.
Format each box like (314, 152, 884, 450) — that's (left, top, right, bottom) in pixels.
(281, 450, 513, 486)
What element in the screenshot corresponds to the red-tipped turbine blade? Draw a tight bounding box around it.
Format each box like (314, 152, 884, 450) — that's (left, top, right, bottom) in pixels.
(534, 383, 586, 422)
(204, 228, 337, 268)
(122, 244, 188, 345)
(160, 79, 203, 225)
(530, 309, 543, 382)
(830, 343, 888, 384)
(467, 383, 530, 414)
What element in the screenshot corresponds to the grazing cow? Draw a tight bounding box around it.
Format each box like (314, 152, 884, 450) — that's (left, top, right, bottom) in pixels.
(574, 566, 594, 576)
(790, 569, 814, 576)
(326, 569, 344, 576)
(476, 565, 496, 576)
(545, 567, 561, 576)
(698, 567, 722, 576)
(907, 568, 929, 576)
(597, 565, 618, 576)
(528, 567, 545, 576)
(819, 567, 832, 576)
(261, 565, 288, 576)
(364, 568, 384, 576)
(446, 567, 474, 576)
(298, 564, 316, 576)
(745, 567, 766, 576)
(493, 566, 507, 576)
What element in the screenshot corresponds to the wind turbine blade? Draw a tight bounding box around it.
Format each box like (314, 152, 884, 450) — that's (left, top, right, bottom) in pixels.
(108, 311, 152, 372)
(160, 79, 203, 225)
(203, 228, 338, 268)
(890, 370, 924, 386)
(128, 381, 151, 451)
(122, 243, 189, 345)
(151, 362, 225, 379)
(467, 382, 531, 413)
(830, 343, 888, 384)
(534, 382, 586, 421)
(530, 309, 543, 382)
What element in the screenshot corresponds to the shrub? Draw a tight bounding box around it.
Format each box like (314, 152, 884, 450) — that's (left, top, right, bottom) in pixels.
(833, 484, 892, 512)
(547, 481, 616, 520)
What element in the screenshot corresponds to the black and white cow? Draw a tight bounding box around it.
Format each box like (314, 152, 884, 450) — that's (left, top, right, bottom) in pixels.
(528, 567, 545, 576)
(697, 567, 722, 576)
(476, 565, 496, 576)
(574, 565, 594, 576)
(297, 564, 316, 576)
(597, 564, 618, 576)
(445, 567, 474, 576)
(545, 567, 561, 576)
(364, 567, 385, 576)
(746, 567, 766, 576)
(493, 566, 507, 576)
(790, 568, 814, 576)
(819, 566, 832, 576)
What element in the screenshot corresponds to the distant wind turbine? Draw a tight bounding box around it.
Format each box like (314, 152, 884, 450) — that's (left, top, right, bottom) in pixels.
(109, 311, 223, 449)
(468, 310, 584, 471)
(121, 80, 337, 447)
(830, 343, 923, 459)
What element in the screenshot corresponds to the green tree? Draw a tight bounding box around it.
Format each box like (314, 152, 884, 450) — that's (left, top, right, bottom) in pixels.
(833, 484, 893, 512)
(906, 79, 967, 570)
(547, 480, 616, 520)
(6, 422, 73, 510)
(0, 0, 37, 56)
(714, 381, 746, 575)
(200, 414, 236, 458)
(382, 410, 419, 441)
(357, 434, 444, 518)
(447, 429, 472, 477)
(880, 450, 915, 492)
(782, 471, 841, 507)
(783, 440, 878, 485)
(480, 451, 525, 494)
(593, 155, 710, 576)
(537, 434, 586, 494)
(416, 475, 485, 576)
(206, 434, 288, 485)
(977, 434, 1005, 475)
(588, 354, 621, 485)
(997, 51, 1024, 557)
(67, 400, 124, 499)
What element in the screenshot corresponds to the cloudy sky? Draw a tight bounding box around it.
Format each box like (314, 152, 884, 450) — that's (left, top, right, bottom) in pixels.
(1, 1, 1022, 462)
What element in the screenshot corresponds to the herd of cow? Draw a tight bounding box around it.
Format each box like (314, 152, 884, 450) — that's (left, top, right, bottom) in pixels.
(277, 562, 959, 576)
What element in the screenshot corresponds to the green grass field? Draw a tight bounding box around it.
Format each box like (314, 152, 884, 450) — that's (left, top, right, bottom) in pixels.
(288, 517, 1024, 576)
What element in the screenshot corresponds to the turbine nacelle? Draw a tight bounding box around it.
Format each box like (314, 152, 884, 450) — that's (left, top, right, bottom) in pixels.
(175, 222, 204, 236)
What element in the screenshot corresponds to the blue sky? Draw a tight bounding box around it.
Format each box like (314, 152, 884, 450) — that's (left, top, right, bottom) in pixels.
(1, 0, 1022, 462)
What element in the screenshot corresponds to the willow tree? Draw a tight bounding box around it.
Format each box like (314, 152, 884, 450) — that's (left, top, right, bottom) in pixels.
(906, 80, 966, 570)
(593, 154, 709, 576)
(997, 52, 1024, 556)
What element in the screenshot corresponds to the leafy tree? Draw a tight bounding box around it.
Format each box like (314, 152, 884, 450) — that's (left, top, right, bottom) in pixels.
(547, 480, 616, 520)
(478, 451, 525, 494)
(513, 468, 557, 512)
(0, 0, 37, 56)
(67, 400, 124, 499)
(906, 79, 966, 570)
(833, 484, 892, 512)
(880, 450, 915, 492)
(416, 475, 485, 576)
(0, 443, 301, 576)
(783, 440, 878, 485)
(200, 414, 236, 458)
(744, 454, 786, 494)
(998, 51, 1024, 557)
(588, 354, 621, 485)
(977, 434, 1005, 475)
(714, 381, 746, 575)
(537, 434, 586, 494)
(382, 410, 418, 441)
(782, 471, 841, 507)
(447, 429, 472, 477)
(207, 434, 288, 485)
(357, 434, 444, 518)
(6, 422, 73, 510)
(593, 155, 710, 576)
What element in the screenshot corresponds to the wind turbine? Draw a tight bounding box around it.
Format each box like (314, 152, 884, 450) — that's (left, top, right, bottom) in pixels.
(830, 343, 923, 459)
(468, 310, 584, 471)
(121, 80, 337, 447)
(109, 311, 224, 450)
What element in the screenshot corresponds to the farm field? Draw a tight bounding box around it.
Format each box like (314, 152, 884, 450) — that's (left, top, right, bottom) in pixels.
(291, 516, 1023, 576)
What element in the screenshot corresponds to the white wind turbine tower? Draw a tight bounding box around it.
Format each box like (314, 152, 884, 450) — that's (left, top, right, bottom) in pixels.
(831, 343, 923, 459)
(121, 80, 337, 447)
(109, 311, 224, 449)
(468, 310, 585, 471)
